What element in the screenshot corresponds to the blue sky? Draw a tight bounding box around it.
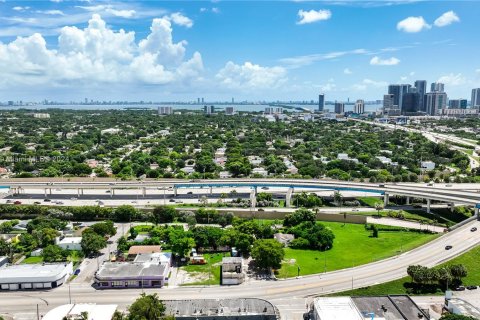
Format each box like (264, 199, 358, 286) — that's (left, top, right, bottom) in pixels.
(0, 0, 478, 102)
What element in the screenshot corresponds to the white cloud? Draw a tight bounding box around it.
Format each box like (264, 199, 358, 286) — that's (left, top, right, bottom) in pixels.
(106, 9, 136, 18)
(279, 48, 369, 68)
(0, 14, 203, 88)
(370, 56, 400, 66)
(343, 68, 352, 74)
(434, 11, 460, 27)
(37, 10, 65, 16)
(352, 78, 387, 91)
(216, 61, 287, 89)
(297, 9, 332, 25)
(212, 8, 220, 14)
(168, 12, 193, 28)
(13, 6, 30, 11)
(476, 69, 480, 73)
(200, 8, 207, 12)
(397, 16, 431, 33)
(437, 73, 466, 86)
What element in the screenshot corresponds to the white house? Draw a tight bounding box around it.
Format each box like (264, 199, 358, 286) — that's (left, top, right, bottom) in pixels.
(219, 171, 232, 179)
(421, 161, 436, 171)
(55, 237, 82, 251)
(252, 168, 268, 177)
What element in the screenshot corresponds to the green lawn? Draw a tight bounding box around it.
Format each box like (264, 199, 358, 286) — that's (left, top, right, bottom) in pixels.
(22, 256, 43, 264)
(180, 253, 228, 285)
(329, 244, 480, 296)
(277, 221, 438, 278)
(357, 197, 383, 207)
(346, 210, 450, 227)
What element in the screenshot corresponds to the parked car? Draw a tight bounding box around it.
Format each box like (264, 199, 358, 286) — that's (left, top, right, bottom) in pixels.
(466, 285, 477, 290)
(454, 286, 465, 291)
(471, 227, 477, 232)
(445, 245, 453, 250)
(74, 269, 81, 276)
(13, 200, 22, 205)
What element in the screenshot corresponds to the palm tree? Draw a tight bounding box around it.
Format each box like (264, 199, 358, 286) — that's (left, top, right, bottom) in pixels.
(333, 191, 343, 206)
(374, 203, 384, 218)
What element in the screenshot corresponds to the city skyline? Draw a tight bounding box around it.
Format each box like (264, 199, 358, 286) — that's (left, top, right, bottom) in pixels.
(0, 1, 479, 101)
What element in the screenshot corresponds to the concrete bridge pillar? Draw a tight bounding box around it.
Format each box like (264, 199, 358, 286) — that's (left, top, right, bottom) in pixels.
(383, 193, 389, 207)
(475, 207, 479, 220)
(142, 187, 146, 197)
(49, 188, 52, 195)
(44, 188, 48, 198)
(254, 186, 258, 195)
(77, 188, 80, 197)
(250, 189, 256, 209)
(427, 199, 431, 214)
(209, 186, 213, 195)
(109, 188, 113, 197)
(286, 187, 294, 208)
(450, 203, 455, 212)
(173, 187, 178, 197)
(406, 196, 410, 205)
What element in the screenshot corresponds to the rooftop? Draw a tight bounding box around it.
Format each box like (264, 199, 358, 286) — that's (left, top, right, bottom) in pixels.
(128, 245, 162, 255)
(164, 298, 278, 319)
(43, 304, 118, 320)
(0, 263, 72, 282)
(96, 261, 167, 279)
(313, 297, 363, 320)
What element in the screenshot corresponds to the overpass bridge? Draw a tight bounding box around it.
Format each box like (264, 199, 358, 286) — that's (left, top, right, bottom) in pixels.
(2, 179, 480, 215)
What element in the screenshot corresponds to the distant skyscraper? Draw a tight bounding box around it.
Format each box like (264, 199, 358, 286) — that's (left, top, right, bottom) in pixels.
(334, 102, 345, 114)
(402, 92, 420, 114)
(354, 99, 365, 114)
(225, 106, 235, 115)
(201, 98, 205, 104)
(204, 105, 214, 114)
(197, 98, 200, 104)
(383, 94, 394, 114)
(430, 82, 445, 92)
(425, 92, 447, 115)
(414, 80, 427, 111)
(472, 88, 480, 108)
(318, 94, 325, 112)
(388, 84, 411, 112)
(265, 107, 282, 115)
(158, 106, 173, 115)
(448, 99, 468, 109)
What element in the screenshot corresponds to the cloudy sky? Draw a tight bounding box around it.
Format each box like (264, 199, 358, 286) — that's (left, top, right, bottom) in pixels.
(0, 0, 478, 102)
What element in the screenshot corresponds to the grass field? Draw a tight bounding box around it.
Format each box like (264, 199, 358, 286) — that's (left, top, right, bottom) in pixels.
(345, 210, 450, 227)
(22, 256, 43, 264)
(329, 244, 480, 296)
(180, 252, 227, 285)
(357, 197, 383, 207)
(277, 221, 438, 278)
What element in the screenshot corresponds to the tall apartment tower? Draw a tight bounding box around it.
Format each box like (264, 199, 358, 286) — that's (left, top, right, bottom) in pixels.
(383, 94, 394, 113)
(354, 99, 365, 114)
(431, 82, 445, 92)
(471, 88, 480, 108)
(425, 92, 447, 115)
(414, 80, 427, 111)
(158, 106, 173, 115)
(334, 102, 345, 114)
(318, 94, 325, 112)
(388, 84, 411, 112)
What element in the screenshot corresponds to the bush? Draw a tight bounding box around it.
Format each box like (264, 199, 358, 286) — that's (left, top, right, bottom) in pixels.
(289, 237, 310, 249)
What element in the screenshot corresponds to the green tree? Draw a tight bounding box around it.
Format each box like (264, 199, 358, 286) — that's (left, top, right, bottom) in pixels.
(251, 239, 285, 270)
(151, 206, 177, 224)
(81, 229, 107, 255)
(42, 245, 68, 262)
(114, 205, 138, 222)
(439, 314, 477, 320)
(34, 228, 59, 248)
(283, 208, 316, 227)
(127, 293, 166, 320)
(91, 221, 117, 237)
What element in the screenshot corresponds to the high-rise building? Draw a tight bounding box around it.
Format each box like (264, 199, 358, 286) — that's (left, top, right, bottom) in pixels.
(401, 92, 420, 114)
(448, 99, 468, 109)
(204, 105, 214, 114)
(354, 100, 365, 114)
(388, 84, 411, 112)
(414, 80, 427, 112)
(425, 92, 447, 115)
(472, 88, 480, 108)
(383, 94, 394, 113)
(225, 106, 235, 115)
(318, 94, 325, 112)
(430, 82, 445, 92)
(264, 107, 283, 115)
(334, 102, 345, 114)
(158, 106, 173, 115)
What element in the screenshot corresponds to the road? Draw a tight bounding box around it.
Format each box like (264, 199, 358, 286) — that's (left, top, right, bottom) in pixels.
(2, 218, 479, 319)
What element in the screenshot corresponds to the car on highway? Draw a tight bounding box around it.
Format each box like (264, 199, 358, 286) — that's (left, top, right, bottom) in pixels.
(74, 269, 81, 276)
(187, 191, 193, 194)
(261, 187, 269, 190)
(33, 201, 41, 205)
(44, 199, 51, 202)
(169, 199, 175, 202)
(176, 200, 183, 203)
(71, 197, 77, 201)
(471, 227, 477, 232)
(467, 285, 477, 290)
(5, 200, 12, 204)
(445, 245, 453, 250)
(13, 201, 22, 205)
(454, 286, 466, 291)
